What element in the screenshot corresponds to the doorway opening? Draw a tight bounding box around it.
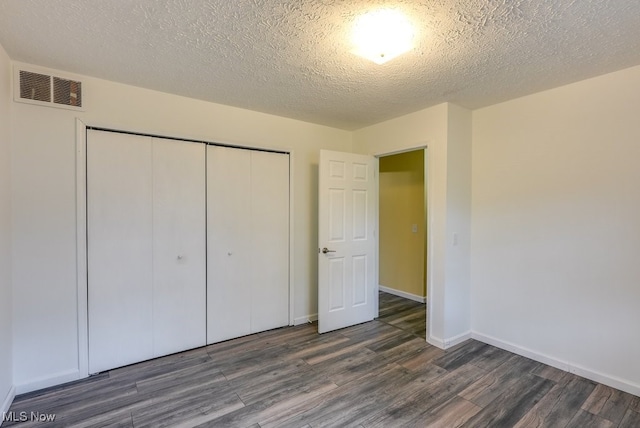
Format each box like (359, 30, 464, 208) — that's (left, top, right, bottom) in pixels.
(376, 148, 427, 339)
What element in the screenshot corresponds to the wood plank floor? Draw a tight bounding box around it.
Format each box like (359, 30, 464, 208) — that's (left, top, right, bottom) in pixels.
(377, 291, 426, 339)
(6, 293, 638, 427)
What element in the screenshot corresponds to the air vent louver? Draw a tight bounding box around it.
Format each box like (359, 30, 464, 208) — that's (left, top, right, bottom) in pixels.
(15, 67, 84, 110)
(53, 77, 82, 107)
(19, 70, 51, 102)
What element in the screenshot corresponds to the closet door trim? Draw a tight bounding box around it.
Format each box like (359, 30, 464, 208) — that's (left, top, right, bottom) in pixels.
(76, 119, 89, 379)
(85, 126, 289, 155)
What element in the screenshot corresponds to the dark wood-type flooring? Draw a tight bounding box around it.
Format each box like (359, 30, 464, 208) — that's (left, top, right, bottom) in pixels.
(377, 291, 426, 339)
(6, 292, 639, 427)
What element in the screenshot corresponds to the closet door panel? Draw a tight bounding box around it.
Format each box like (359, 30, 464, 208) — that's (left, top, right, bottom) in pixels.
(250, 151, 290, 332)
(207, 146, 252, 343)
(87, 131, 153, 373)
(152, 139, 206, 356)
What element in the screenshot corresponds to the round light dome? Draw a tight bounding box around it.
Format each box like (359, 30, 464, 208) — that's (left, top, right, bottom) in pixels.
(351, 9, 415, 64)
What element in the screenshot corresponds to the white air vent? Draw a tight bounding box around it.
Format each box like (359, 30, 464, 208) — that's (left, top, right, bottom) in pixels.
(14, 66, 84, 111)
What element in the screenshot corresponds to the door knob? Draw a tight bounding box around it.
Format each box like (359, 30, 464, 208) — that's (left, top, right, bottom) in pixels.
(322, 247, 336, 254)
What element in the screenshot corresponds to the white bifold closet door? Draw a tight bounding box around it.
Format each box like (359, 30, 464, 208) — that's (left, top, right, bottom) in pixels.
(87, 130, 206, 374)
(207, 145, 289, 344)
(151, 138, 206, 356)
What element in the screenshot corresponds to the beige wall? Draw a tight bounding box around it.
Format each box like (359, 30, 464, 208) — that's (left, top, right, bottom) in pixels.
(471, 65, 640, 395)
(379, 150, 425, 298)
(0, 42, 13, 414)
(10, 62, 352, 392)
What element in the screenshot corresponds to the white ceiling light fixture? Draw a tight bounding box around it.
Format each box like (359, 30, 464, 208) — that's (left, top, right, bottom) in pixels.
(351, 8, 415, 65)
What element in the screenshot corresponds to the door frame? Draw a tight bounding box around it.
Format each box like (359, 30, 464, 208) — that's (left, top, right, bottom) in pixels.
(75, 119, 296, 379)
(374, 144, 432, 341)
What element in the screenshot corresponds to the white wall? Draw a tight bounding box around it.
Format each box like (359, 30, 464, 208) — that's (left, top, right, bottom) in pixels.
(11, 54, 639, 400)
(353, 102, 473, 347)
(11, 62, 352, 392)
(0, 42, 14, 416)
(444, 104, 472, 339)
(471, 65, 640, 395)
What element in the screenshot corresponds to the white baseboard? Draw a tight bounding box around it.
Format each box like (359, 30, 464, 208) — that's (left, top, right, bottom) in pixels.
(427, 331, 472, 350)
(471, 332, 570, 371)
(0, 385, 16, 426)
(293, 314, 317, 326)
(14, 369, 82, 395)
(427, 335, 445, 349)
(445, 331, 473, 348)
(379, 285, 427, 304)
(472, 331, 640, 397)
(569, 363, 640, 397)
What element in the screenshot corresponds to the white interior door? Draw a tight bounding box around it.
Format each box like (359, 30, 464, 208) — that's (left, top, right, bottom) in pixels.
(207, 146, 252, 343)
(318, 150, 377, 333)
(152, 138, 206, 356)
(87, 131, 154, 373)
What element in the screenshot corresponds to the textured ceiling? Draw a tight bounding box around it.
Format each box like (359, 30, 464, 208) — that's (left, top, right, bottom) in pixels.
(1, 0, 640, 130)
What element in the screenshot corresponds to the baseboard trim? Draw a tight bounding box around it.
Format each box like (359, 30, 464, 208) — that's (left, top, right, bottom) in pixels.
(471, 332, 569, 371)
(293, 314, 317, 326)
(471, 331, 640, 397)
(0, 385, 16, 426)
(427, 335, 445, 349)
(569, 363, 640, 397)
(379, 285, 426, 304)
(14, 369, 82, 395)
(445, 331, 473, 348)
(427, 331, 472, 350)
